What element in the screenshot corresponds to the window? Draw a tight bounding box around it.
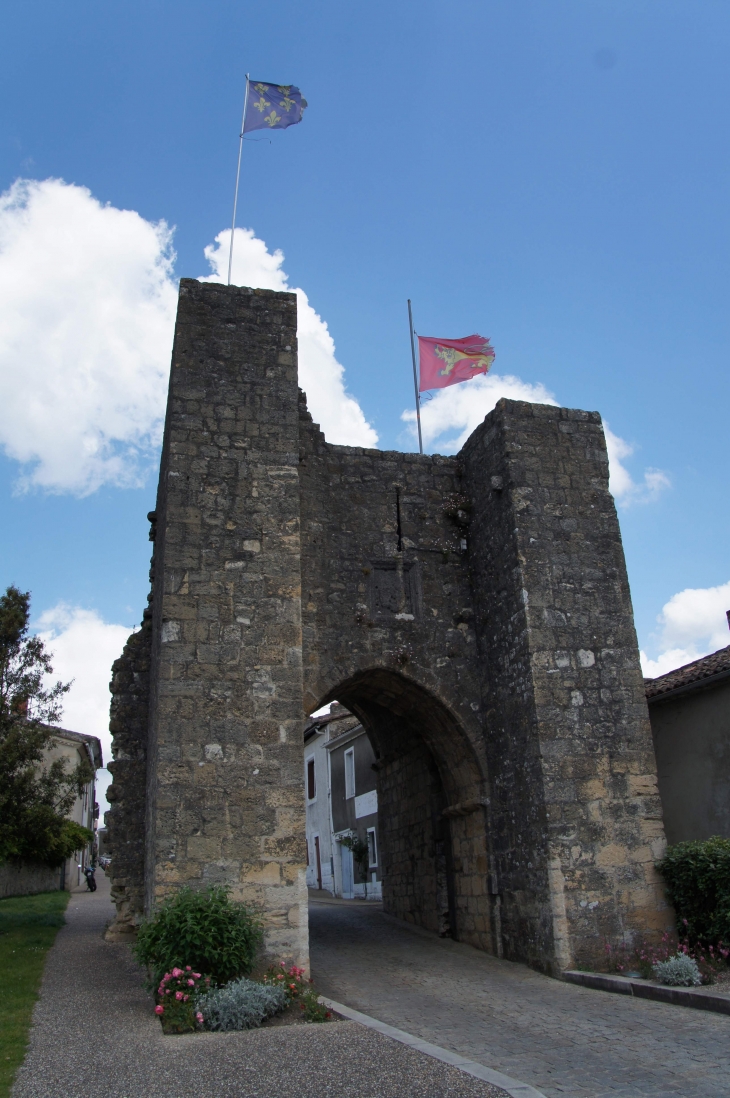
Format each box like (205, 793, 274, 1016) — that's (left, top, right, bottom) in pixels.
(344, 747, 355, 799)
(367, 827, 378, 867)
(306, 757, 316, 800)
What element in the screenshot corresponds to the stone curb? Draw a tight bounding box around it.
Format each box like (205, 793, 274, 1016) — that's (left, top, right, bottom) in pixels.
(564, 970, 730, 1015)
(319, 997, 548, 1098)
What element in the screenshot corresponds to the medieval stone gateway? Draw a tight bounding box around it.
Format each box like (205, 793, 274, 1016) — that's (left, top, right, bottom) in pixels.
(105, 279, 670, 975)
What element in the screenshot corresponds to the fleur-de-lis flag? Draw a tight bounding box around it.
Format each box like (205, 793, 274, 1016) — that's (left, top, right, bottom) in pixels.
(243, 81, 307, 133)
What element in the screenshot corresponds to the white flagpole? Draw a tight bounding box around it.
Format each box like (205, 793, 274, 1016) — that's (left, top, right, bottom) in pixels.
(407, 299, 424, 455)
(227, 74, 250, 286)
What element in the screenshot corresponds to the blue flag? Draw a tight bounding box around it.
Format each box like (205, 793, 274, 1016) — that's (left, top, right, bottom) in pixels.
(243, 81, 307, 133)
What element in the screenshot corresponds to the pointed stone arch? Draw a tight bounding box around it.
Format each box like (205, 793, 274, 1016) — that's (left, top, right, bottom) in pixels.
(316, 668, 493, 949)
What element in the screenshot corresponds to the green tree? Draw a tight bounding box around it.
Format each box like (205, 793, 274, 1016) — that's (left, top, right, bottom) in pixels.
(0, 586, 93, 866)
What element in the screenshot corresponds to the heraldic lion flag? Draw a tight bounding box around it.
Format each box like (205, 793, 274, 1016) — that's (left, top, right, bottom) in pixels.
(417, 333, 495, 392)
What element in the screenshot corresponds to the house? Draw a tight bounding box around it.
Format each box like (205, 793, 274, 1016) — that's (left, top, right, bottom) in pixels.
(0, 724, 102, 899)
(46, 726, 103, 888)
(304, 704, 381, 900)
(645, 644, 730, 845)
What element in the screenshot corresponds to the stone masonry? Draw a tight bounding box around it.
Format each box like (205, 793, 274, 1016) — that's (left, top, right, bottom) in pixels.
(106, 279, 671, 974)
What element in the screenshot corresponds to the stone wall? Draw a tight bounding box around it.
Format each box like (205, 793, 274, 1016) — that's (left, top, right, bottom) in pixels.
(105, 620, 151, 937)
(142, 280, 307, 968)
(0, 862, 61, 899)
(107, 280, 670, 974)
(461, 401, 669, 970)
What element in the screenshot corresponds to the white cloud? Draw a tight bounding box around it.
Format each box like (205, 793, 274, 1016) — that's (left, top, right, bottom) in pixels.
(36, 603, 132, 813)
(640, 580, 730, 677)
(0, 182, 376, 496)
(201, 228, 378, 448)
(603, 424, 670, 506)
(401, 377, 669, 507)
(401, 372, 558, 454)
(0, 178, 177, 495)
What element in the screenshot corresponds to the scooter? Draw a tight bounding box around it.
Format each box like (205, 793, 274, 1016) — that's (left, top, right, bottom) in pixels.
(79, 864, 97, 892)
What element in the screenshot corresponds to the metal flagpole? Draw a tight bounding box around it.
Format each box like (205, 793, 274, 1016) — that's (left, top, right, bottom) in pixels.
(407, 299, 424, 455)
(227, 74, 250, 286)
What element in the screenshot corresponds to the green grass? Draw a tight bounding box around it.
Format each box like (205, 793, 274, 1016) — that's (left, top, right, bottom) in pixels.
(0, 890, 69, 1098)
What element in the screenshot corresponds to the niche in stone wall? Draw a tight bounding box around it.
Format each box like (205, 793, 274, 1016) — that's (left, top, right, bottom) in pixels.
(367, 561, 422, 621)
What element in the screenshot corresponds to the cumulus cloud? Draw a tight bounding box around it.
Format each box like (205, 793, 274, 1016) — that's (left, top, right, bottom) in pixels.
(0, 178, 177, 495)
(401, 375, 669, 507)
(202, 228, 378, 448)
(401, 372, 558, 453)
(0, 181, 376, 496)
(640, 580, 730, 677)
(603, 425, 670, 506)
(37, 603, 132, 813)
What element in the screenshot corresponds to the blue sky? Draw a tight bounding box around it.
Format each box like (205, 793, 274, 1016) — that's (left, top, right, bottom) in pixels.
(1, 1, 729, 783)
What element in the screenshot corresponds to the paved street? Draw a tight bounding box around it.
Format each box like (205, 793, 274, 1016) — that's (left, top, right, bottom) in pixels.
(309, 895, 730, 1098)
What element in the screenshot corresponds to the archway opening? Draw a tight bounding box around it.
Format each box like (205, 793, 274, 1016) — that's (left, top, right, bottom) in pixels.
(310, 669, 494, 953)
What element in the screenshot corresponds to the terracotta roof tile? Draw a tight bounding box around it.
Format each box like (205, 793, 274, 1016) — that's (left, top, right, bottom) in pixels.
(645, 645, 730, 699)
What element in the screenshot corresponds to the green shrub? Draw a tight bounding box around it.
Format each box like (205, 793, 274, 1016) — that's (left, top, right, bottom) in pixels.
(656, 836, 730, 945)
(134, 886, 263, 986)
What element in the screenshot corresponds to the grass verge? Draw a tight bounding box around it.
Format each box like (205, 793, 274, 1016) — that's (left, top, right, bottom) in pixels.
(0, 890, 69, 1098)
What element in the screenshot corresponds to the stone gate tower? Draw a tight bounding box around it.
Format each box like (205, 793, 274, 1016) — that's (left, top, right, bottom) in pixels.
(106, 279, 670, 975)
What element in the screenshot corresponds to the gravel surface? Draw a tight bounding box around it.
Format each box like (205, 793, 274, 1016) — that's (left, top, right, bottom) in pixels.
(12, 876, 507, 1098)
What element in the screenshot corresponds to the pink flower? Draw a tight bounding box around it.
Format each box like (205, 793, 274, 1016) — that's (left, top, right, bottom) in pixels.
(196, 1012, 204, 1023)
(187, 979, 195, 986)
(172, 967, 183, 978)
(193, 973, 201, 979)
(165, 989, 171, 995)
(155, 1005, 164, 1015)
(175, 991, 184, 1001)
(183, 995, 189, 1001)
(186, 965, 192, 971)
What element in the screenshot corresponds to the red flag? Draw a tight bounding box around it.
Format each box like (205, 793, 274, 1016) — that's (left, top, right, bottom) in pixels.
(417, 334, 495, 392)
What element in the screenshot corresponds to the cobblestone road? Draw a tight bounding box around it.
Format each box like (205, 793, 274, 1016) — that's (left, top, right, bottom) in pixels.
(309, 896, 730, 1098)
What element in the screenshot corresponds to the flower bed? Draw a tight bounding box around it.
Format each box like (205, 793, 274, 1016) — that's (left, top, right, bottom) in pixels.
(151, 962, 333, 1034)
(603, 929, 729, 987)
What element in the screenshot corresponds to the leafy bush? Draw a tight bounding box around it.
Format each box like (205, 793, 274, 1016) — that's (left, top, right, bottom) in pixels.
(14, 812, 93, 868)
(653, 953, 702, 987)
(155, 967, 209, 1034)
(656, 837, 730, 945)
(134, 886, 263, 986)
(262, 962, 332, 1022)
(197, 977, 287, 1031)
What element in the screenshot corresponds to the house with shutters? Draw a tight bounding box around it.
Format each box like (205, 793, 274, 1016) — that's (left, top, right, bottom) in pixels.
(303, 704, 381, 899)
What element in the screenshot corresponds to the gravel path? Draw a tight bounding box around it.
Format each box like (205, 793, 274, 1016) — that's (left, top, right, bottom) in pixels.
(11, 875, 508, 1098)
(309, 895, 730, 1098)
